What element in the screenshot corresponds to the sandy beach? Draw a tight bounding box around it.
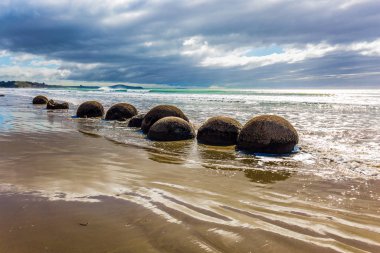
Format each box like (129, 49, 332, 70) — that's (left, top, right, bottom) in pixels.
(1, 0, 380, 251)
(0, 90, 379, 253)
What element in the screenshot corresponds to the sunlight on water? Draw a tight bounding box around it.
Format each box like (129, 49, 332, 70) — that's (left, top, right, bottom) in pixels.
(0, 88, 379, 253)
(2, 88, 379, 179)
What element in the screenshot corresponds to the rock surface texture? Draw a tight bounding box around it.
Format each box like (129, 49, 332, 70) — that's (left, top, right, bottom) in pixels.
(76, 101, 104, 118)
(197, 116, 242, 146)
(32, 95, 48, 104)
(237, 115, 298, 154)
(147, 116, 195, 141)
(46, 100, 69, 110)
(141, 105, 189, 133)
(105, 103, 137, 121)
(128, 114, 145, 127)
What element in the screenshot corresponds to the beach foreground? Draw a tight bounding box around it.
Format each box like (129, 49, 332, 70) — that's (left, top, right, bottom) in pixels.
(0, 89, 379, 253)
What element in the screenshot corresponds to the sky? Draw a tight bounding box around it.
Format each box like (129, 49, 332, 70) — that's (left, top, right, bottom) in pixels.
(0, 0, 380, 88)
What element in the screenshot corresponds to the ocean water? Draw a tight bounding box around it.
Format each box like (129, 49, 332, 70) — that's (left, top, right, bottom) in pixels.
(1, 87, 379, 180)
(0, 88, 380, 253)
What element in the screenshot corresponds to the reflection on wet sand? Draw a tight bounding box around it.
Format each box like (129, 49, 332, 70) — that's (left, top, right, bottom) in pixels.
(198, 144, 292, 183)
(1, 93, 380, 253)
(1, 130, 380, 253)
(243, 169, 291, 183)
(147, 140, 195, 164)
(74, 117, 105, 135)
(0, 192, 353, 253)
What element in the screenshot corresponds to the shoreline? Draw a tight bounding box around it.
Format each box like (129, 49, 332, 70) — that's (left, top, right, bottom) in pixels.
(1, 129, 379, 253)
(0, 90, 379, 253)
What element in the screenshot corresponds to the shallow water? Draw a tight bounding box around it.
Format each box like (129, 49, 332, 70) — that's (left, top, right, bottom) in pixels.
(0, 88, 379, 253)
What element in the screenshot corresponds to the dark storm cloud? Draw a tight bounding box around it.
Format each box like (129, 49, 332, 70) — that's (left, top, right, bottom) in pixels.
(0, 0, 380, 87)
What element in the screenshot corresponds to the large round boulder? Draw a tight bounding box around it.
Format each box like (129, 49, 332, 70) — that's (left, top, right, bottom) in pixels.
(141, 105, 189, 133)
(197, 116, 242, 146)
(147, 117, 195, 141)
(46, 99, 69, 110)
(237, 115, 298, 154)
(32, 95, 48, 104)
(128, 113, 145, 127)
(76, 101, 104, 118)
(105, 103, 137, 121)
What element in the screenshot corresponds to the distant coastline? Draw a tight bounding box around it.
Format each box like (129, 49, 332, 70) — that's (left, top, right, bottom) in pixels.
(0, 81, 144, 90)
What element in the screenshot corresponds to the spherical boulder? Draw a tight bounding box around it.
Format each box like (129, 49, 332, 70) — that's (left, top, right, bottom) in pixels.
(237, 115, 298, 154)
(76, 101, 104, 118)
(147, 116, 195, 141)
(105, 103, 137, 121)
(46, 100, 69, 110)
(32, 95, 48, 104)
(128, 113, 145, 127)
(141, 105, 189, 133)
(197, 116, 242, 146)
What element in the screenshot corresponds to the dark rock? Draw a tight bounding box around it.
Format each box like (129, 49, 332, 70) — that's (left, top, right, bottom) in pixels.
(141, 105, 189, 133)
(237, 115, 298, 154)
(46, 100, 69, 110)
(128, 113, 145, 127)
(32, 95, 48, 104)
(105, 103, 137, 121)
(76, 101, 104, 118)
(0, 94, 4, 97)
(197, 116, 242, 146)
(147, 116, 195, 141)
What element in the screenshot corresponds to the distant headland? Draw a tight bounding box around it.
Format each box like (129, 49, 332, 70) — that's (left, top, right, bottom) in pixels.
(0, 81, 144, 90)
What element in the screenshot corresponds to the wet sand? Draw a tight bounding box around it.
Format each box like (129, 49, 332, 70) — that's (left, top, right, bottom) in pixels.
(0, 92, 380, 252)
(1, 129, 380, 253)
(0, 192, 348, 253)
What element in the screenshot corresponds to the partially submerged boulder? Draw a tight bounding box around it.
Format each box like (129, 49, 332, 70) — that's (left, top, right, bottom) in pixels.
(237, 115, 298, 154)
(46, 99, 69, 110)
(128, 113, 145, 127)
(105, 103, 137, 121)
(76, 101, 104, 118)
(141, 105, 189, 133)
(197, 116, 242, 146)
(32, 95, 48, 104)
(147, 116, 195, 141)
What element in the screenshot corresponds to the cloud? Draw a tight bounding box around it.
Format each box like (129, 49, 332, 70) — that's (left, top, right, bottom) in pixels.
(0, 50, 9, 57)
(0, 50, 106, 83)
(349, 40, 380, 56)
(181, 37, 380, 69)
(0, 0, 379, 87)
(339, 0, 372, 9)
(0, 65, 70, 81)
